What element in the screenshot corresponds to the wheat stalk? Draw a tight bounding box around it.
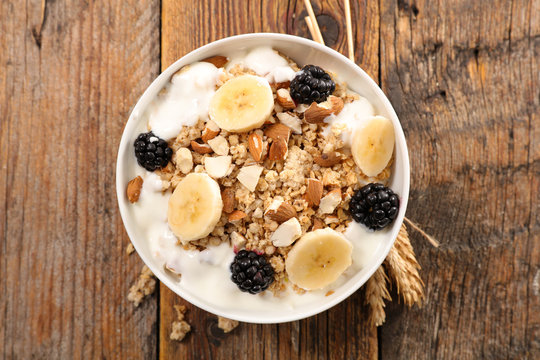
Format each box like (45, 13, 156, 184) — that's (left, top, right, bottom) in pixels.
(365, 265, 391, 327)
(384, 224, 425, 307)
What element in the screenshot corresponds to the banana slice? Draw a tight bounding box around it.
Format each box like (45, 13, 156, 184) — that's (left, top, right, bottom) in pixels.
(351, 115, 395, 177)
(209, 75, 274, 132)
(285, 228, 353, 290)
(167, 173, 223, 243)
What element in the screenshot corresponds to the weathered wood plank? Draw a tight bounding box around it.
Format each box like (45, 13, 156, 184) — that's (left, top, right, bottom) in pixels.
(160, 1, 379, 359)
(0, 0, 160, 358)
(379, 0, 540, 358)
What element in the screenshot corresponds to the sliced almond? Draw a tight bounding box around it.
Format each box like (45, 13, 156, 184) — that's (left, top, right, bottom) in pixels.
(264, 123, 291, 142)
(201, 55, 229, 68)
(304, 96, 344, 123)
(276, 88, 295, 110)
(201, 121, 220, 143)
(228, 210, 247, 222)
(314, 152, 342, 167)
(221, 188, 235, 214)
(306, 178, 323, 207)
(319, 189, 342, 214)
(268, 137, 288, 161)
(191, 141, 213, 154)
(126, 176, 143, 203)
(207, 135, 229, 156)
(312, 218, 325, 231)
(266, 201, 297, 223)
(276, 112, 302, 134)
(248, 133, 264, 162)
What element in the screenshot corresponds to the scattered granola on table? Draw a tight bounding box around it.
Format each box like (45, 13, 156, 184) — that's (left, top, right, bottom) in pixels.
(170, 305, 191, 341)
(127, 265, 156, 307)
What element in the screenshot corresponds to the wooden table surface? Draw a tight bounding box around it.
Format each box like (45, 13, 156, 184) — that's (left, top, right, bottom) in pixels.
(1, 0, 538, 359)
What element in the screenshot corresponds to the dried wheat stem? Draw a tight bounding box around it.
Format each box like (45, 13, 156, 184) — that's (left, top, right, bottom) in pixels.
(385, 224, 425, 307)
(404, 216, 439, 247)
(365, 266, 391, 327)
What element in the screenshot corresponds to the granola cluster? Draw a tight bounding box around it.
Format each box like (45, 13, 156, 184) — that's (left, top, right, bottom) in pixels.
(155, 59, 391, 295)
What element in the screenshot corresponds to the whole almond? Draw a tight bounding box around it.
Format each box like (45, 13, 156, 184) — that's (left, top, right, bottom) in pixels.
(201, 55, 228, 68)
(228, 210, 247, 222)
(306, 178, 324, 206)
(264, 123, 291, 142)
(126, 176, 143, 203)
(276, 88, 296, 110)
(191, 140, 213, 154)
(266, 202, 297, 223)
(221, 188, 235, 214)
(248, 133, 264, 162)
(314, 152, 342, 167)
(268, 137, 288, 161)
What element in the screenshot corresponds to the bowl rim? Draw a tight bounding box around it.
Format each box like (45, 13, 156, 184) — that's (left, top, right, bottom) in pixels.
(116, 32, 410, 323)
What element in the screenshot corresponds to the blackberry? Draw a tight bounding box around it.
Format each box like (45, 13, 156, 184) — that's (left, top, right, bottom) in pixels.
(289, 65, 335, 104)
(230, 250, 274, 294)
(134, 132, 173, 172)
(349, 183, 400, 231)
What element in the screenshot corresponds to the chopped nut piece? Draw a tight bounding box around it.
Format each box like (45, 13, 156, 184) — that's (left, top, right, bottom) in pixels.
(324, 215, 340, 224)
(201, 55, 229, 68)
(126, 176, 143, 203)
(264, 123, 291, 142)
(325, 290, 335, 296)
(221, 188, 235, 214)
(276, 88, 295, 110)
(205, 155, 232, 179)
(314, 152, 342, 167)
(271, 218, 302, 247)
(217, 316, 239, 333)
(306, 178, 323, 207)
(268, 137, 288, 161)
(164, 263, 182, 278)
(248, 133, 264, 162)
(228, 210, 247, 222)
(237, 165, 264, 192)
(191, 140, 213, 154)
(319, 189, 342, 214)
(201, 120, 220, 142)
(276, 112, 302, 134)
(208, 135, 229, 155)
(231, 231, 247, 251)
(312, 218, 325, 231)
(304, 96, 344, 123)
(265, 200, 297, 223)
(175, 148, 194, 174)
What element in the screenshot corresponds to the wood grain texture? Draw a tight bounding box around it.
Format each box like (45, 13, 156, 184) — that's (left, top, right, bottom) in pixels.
(379, 0, 540, 358)
(0, 0, 160, 358)
(160, 1, 379, 359)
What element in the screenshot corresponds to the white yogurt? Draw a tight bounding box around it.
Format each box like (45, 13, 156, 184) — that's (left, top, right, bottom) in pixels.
(133, 47, 387, 310)
(135, 179, 382, 311)
(323, 96, 375, 146)
(148, 62, 220, 140)
(228, 46, 296, 84)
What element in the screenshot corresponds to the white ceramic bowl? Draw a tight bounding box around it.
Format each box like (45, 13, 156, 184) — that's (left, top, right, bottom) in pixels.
(116, 33, 409, 323)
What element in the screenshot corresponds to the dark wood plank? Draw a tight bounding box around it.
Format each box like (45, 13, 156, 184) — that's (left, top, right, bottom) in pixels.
(379, 0, 540, 358)
(160, 1, 379, 359)
(0, 0, 160, 358)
